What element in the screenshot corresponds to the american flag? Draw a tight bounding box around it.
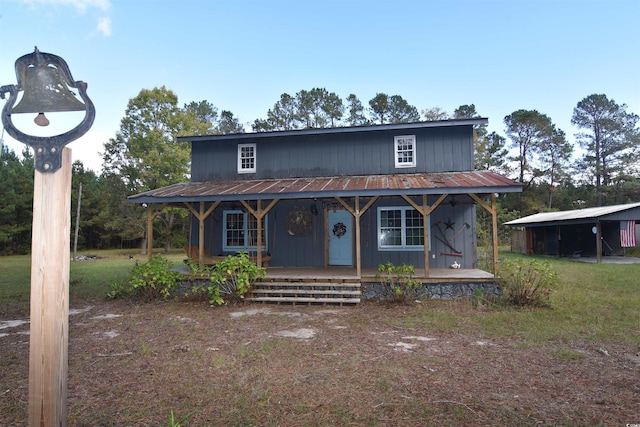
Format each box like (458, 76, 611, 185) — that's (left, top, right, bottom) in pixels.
(620, 220, 636, 247)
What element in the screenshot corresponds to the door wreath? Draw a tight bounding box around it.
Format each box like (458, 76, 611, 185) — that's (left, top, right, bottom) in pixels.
(332, 222, 347, 238)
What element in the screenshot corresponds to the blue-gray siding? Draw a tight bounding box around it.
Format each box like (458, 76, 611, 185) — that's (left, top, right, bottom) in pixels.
(190, 196, 478, 269)
(191, 126, 474, 181)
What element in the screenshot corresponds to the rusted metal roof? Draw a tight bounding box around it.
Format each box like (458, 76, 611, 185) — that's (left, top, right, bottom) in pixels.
(129, 171, 521, 204)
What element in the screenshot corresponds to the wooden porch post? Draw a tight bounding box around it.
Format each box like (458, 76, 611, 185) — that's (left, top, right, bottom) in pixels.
(335, 196, 378, 277)
(402, 193, 447, 278)
(355, 197, 362, 277)
(198, 202, 206, 264)
(145, 204, 167, 261)
(256, 200, 263, 267)
(469, 193, 499, 276)
(423, 195, 429, 276)
(491, 194, 499, 275)
(240, 199, 279, 266)
(185, 201, 220, 265)
(147, 204, 154, 261)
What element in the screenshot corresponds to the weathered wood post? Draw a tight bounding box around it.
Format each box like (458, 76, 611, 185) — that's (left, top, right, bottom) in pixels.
(1, 47, 94, 427)
(29, 147, 72, 424)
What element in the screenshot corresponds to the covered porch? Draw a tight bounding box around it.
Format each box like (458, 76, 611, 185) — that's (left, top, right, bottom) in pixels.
(130, 171, 521, 303)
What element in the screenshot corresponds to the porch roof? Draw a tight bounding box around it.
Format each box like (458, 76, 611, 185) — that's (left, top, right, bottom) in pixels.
(128, 170, 521, 204)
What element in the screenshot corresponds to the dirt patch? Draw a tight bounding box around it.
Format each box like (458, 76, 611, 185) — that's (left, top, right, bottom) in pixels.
(1, 300, 638, 426)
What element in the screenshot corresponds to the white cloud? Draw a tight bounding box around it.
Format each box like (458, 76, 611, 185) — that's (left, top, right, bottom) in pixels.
(20, 0, 110, 13)
(19, 0, 112, 37)
(96, 16, 111, 36)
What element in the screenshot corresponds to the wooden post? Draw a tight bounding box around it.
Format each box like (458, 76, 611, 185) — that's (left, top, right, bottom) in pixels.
(147, 205, 154, 261)
(491, 194, 499, 276)
(469, 193, 499, 276)
(422, 195, 429, 277)
(185, 201, 220, 265)
(354, 197, 361, 277)
(596, 222, 602, 263)
(29, 147, 72, 426)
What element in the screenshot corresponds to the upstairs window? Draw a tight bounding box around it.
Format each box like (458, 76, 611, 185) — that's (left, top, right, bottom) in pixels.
(238, 143, 256, 173)
(222, 210, 267, 251)
(394, 135, 416, 168)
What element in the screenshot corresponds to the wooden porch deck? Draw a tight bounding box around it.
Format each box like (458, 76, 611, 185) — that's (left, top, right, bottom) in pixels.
(177, 266, 496, 305)
(262, 266, 495, 282)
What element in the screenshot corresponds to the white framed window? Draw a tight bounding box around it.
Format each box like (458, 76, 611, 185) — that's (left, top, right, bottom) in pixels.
(377, 206, 428, 251)
(394, 135, 416, 168)
(222, 210, 267, 251)
(237, 143, 256, 173)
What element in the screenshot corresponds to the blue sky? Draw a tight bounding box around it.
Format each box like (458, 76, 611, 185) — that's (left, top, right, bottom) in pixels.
(1, 0, 638, 172)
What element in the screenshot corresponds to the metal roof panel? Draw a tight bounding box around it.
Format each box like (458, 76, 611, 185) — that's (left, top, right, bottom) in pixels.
(129, 171, 521, 204)
(505, 202, 640, 226)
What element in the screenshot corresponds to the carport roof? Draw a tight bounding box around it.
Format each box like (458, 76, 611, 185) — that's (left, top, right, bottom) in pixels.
(505, 202, 640, 227)
(128, 170, 521, 204)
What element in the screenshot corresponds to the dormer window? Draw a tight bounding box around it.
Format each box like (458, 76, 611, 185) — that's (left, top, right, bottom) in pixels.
(394, 135, 416, 168)
(238, 143, 256, 173)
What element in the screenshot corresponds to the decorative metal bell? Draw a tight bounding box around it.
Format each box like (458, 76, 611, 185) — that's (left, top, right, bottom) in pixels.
(10, 61, 87, 115)
(0, 47, 95, 172)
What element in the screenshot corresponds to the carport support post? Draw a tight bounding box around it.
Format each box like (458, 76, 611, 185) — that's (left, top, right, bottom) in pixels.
(596, 221, 602, 263)
(29, 148, 71, 426)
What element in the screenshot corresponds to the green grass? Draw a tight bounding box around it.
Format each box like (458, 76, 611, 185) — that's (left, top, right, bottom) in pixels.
(377, 251, 640, 347)
(1, 249, 638, 347)
(0, 249, 184, 314)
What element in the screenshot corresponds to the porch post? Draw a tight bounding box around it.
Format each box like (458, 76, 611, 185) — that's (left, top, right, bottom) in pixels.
(147, 205, 154, 261)
(468, 193, 499, 276)
(184, 201, 220, 265)
(335, 196, 378, 278)
(198, 202, 206, 265)
(423, 195, 430, 277)
(355, 197, 362, 277)
(256, 200, 263, 268)
(491, 194, 499, 276)
(240, 199, 279, 267)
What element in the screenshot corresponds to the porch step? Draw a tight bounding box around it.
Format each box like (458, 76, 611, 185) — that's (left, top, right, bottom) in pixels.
(246, 281, 361, 305)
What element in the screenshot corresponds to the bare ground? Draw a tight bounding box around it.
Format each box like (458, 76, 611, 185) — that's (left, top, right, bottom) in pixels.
(1, 299, 639, 426)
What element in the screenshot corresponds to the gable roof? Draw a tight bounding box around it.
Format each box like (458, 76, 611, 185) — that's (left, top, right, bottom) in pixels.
(177, 118, 488, 143)
(129, 170, 521, 204)
(504, 202, 640, 227)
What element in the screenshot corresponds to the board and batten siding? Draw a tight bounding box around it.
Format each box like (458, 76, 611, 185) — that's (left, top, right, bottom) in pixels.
(191, 125, 474, 181)
(195, 196, 478, 269)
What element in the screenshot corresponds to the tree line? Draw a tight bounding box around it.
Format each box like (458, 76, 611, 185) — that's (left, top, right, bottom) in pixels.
(0, 87, 638, 254)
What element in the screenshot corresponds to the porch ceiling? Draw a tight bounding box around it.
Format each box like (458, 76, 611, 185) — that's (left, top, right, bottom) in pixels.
(128, 171, 521, 204)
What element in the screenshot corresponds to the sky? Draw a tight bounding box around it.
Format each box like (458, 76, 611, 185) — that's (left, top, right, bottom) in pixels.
(0, 0, 638, 173)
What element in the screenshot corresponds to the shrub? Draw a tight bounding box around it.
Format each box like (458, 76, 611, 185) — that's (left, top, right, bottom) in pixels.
(208, 252, 266, 304)
(498, 259, 557, 307)
(187, 253, 266, 305)
(112, 256, 180, 301)
(375, 261, 421, 303)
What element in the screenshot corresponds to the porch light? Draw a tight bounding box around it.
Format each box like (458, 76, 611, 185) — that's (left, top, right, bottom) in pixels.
(0, 46, 95, 172)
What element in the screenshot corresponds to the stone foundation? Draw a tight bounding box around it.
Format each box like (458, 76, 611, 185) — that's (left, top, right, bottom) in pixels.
(362, 281, 501, 300)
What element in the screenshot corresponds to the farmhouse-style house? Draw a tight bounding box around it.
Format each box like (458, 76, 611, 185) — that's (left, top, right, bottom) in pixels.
(130, 119, 521, 302)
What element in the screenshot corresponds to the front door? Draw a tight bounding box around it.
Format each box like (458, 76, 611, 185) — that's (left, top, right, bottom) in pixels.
(327, 209, 353, 266)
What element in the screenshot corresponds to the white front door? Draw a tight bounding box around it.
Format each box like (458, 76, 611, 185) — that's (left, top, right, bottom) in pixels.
(327, 209, 353, 266)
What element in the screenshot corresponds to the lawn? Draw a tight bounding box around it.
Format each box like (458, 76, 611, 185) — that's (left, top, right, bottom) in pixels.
(1, 249, 639, 426)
